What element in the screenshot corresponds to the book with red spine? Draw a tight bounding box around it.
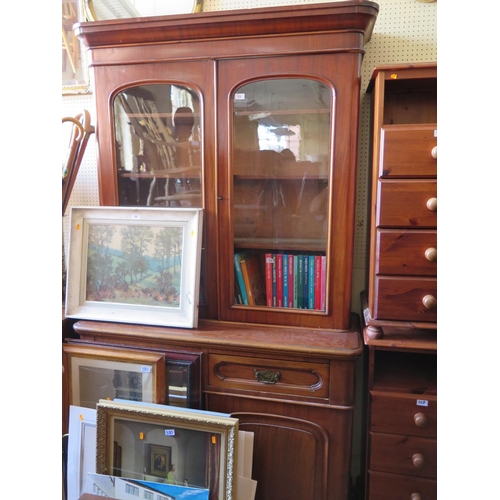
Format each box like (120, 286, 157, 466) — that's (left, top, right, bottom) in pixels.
(320, 255, 327, 311)
(314, 254, 322, 310)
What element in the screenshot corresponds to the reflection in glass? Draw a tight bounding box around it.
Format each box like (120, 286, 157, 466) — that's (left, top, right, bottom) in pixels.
(114, 84, 202, 208)
(167, 362, 190, 408)
(113, 417, 219, 495)
(232, 78, 331, 246)
(74, 363, 153, 408)
(114, 84, 206, 306)
(231, 78, 332, 310)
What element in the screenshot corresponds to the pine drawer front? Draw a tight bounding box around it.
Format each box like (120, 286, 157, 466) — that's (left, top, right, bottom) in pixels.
(208, 354, 330, 400)
(370, 393, 437, 438)
(375, 229, 437, 276)
(369, 432, 437, 478)
(368, 471, 437, 500)
(380, 124, 437, 178)
(377, 180, 437, 228)
(373, 276, 437, 322)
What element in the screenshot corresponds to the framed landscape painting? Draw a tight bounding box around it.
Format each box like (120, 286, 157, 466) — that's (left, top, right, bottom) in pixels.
(65, 206, 203, 328)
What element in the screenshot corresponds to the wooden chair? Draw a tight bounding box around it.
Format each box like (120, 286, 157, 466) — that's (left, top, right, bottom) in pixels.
(62, 110, 95, 215)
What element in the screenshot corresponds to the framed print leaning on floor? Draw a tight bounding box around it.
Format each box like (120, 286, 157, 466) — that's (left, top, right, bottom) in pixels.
(62, 343, 166, 409)
(65, 206, 203, 328)
(95, 399, 238, 500)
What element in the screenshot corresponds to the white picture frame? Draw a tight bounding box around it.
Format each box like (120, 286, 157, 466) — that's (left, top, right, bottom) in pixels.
(65, 206, 203, 328)
(67, 406, 97, 500)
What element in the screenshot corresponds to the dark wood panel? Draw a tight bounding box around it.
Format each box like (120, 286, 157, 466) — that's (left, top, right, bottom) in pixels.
(75, 1, 379, 48)
(207, 394, 355, 500)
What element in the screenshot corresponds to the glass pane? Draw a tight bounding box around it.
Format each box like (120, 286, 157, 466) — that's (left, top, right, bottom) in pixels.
(113, 84, 206, 307)
(232, 78, 331, 310)
(166, 362, 189, 408)
(113, 84, 202, 208)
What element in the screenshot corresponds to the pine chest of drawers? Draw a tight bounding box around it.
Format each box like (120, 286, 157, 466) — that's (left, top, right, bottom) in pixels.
(362, 63, 438, 500)
(363, 329, 437, 500)
(365, 63, 437, 340)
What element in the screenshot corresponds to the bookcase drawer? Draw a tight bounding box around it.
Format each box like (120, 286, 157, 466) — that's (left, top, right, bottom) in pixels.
(380, 124, 437, 178)
(373, 277, 437, 322)
(368, 471, 437, 500)
(375, 229, 437, 277)
(369, 432, 437, 478)
(377, 180, 437, 228)
(370, 393, 437, 438)
(208, 353, 330, 400)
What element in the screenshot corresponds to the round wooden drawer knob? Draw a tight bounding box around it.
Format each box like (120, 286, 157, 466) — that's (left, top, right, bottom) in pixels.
(412, 453, 425, 468)
(414, 412, 428, 428)
(411, 494, 422, 500)
(425, 247, 437, 262)
(431, 146, 437, 159)
(422, 295, 437, 309)
(426, 197, 437, 212)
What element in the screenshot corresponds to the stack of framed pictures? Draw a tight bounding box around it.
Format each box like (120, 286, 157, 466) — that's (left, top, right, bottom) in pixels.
(66, 400, 243, 500)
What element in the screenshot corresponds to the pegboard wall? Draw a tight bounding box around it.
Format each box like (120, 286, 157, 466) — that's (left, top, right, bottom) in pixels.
(62, 92, 98, 261)
(61, 0, 437, 310)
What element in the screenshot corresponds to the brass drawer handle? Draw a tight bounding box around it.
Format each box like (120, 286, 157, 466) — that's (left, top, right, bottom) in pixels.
(422, 294, 437, 309)
(254, 369, 281, 384)
(426, 197, 437, 212)
(414, 412, 428, 428)
(424, 247, 437, 262)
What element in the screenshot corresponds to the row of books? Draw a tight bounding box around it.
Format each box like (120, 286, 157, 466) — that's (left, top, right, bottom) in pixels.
(234, 252, 267, 306)
(234, 251, 326, 310)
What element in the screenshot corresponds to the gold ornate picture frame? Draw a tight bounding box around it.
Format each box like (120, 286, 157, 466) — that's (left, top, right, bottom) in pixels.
(96, 400, 238, 500)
